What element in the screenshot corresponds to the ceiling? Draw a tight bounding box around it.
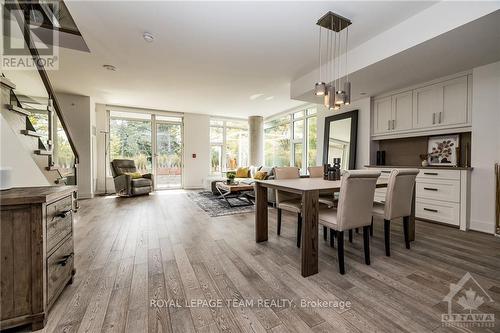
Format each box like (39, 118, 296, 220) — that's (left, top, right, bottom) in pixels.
(47, 1, 436, 118)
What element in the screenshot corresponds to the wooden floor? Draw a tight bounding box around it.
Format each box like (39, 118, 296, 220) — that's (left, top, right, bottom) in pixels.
(16, 191, 500, 332)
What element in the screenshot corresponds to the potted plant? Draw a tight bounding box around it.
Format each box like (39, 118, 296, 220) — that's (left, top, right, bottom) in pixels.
(419, 153, 430, 167)
(226, 171, 236, 184)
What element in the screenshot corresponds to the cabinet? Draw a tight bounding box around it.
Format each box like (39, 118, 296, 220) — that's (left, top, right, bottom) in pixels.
(0, 186, 76, 331)
(373, 91, 412, 135)
(372, 73, 471, 139)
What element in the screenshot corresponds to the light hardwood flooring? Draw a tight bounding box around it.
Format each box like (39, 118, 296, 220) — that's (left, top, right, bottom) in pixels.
(11, 190, 500, 332)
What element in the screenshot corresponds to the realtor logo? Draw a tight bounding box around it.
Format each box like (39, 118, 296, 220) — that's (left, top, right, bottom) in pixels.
(2, 0, 59, 70)
(442, 272, 495, 328)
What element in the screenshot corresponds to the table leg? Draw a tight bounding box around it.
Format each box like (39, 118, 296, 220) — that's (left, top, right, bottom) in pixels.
(409, 183, 416, 242)
(255, 183, 268, 242)
(301, 190, 319, 277)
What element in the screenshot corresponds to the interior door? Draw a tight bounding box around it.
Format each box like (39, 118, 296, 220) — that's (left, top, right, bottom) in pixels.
(155, 122, 183, 189)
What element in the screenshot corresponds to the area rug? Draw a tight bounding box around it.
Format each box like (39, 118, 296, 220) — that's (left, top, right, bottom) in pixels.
(186, 191, 255, 217)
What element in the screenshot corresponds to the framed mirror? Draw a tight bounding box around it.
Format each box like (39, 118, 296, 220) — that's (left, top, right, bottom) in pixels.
(323, 110, 358, 170)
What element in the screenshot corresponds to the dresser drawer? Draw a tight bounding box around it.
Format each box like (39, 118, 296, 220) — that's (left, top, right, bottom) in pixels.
(417, 169, 460, 181)
(416, 199, 459, 226)
(47, 236, 74, 307)
(416, 179, 460, 203)
(46, 196, 73, 253)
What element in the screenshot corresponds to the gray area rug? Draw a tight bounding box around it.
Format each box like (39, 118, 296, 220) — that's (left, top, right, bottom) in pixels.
(186, 191, 255, 217)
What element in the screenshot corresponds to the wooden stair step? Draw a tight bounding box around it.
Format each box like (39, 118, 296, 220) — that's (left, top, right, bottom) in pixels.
(7, 104, 31, 116)
(46, 166, 59, 171)
(55, 177, 67, 184)
(34, 149, 52, 156)
(20, 129, 43, 137)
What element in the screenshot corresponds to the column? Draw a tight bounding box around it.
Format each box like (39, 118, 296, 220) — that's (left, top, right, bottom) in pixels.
(248, 116, 264, 166)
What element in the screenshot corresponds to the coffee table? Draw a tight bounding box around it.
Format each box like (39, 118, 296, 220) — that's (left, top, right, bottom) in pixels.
(215, 182, 255, 207)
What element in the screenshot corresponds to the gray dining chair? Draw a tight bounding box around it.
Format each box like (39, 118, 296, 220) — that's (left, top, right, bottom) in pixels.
(319, 170, 380, 274)
(308, 166, 337, 241)
(372, 169, 419, 256)
(274, 167, 302, 248)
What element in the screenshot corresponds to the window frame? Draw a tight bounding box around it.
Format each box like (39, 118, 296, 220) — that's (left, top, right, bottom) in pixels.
(209, 118, 249, 175)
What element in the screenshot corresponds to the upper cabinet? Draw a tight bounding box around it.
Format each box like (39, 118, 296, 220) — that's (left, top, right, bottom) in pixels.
(372, 73, 471, 139)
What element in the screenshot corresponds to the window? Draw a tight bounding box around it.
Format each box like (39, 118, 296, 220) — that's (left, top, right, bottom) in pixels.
(264, 106, 317, 173)
(210, 119, 249, 174)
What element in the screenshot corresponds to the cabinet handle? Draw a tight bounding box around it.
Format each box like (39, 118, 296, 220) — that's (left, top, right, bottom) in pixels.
(387, 120, 391, 130)
(392, 119, 395, 130)
(432, 113, 436, 125)
(57, 252, 74, 267)
(56, 209, 72, 218)
(423, 187, 438, 191)
(423, 172, 438, 176)
(439, 112, 442, 124)
(423, 208, 438, 213)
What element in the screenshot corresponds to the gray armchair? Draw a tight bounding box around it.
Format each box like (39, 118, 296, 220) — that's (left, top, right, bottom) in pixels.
(110, 159, 154, 196)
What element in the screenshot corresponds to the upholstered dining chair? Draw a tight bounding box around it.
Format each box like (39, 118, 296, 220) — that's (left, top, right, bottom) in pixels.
(318, 170, 380, 274)
(372, 169, 419, 256)
(308, 166, 336, 241)
(274, 167, 303, 248)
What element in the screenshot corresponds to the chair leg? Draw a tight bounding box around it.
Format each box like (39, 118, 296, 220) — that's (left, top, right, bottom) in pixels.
(384, 219, 391, 257)
(348, 229, 353, 243)
(370, 217, 374, 236)
(323, 226, 327, 241)
(403, 216, 411, 249)
(277, 208, 282, 235)
(330, 229, 335, 248)
(355, 228, 359, 234)
(297, 213, 302, 248)
(337, 231, 345, 274)
(363, 225, 371, 265)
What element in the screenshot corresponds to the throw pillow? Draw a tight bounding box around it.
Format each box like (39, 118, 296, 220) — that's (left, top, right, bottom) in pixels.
(253, 171, 268, 180)
(124, 172, 142, 179)
(235, 167, 249, 178)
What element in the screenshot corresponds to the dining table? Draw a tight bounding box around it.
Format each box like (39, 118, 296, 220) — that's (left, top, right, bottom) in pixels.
(254, 177, 416, 277)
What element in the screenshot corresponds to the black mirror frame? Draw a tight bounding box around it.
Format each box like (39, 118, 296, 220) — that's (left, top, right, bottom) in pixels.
(323, 110, 358, 170)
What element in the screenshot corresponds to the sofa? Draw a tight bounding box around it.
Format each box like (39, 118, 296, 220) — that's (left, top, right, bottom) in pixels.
(110, 159, 154, 196)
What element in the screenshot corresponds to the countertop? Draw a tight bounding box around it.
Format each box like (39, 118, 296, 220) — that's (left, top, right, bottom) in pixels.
(0, 186, 77, 205)
(365, 165, 473, 171)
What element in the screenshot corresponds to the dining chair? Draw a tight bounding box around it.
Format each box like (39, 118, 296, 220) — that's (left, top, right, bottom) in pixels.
(318, 170, 380, 274)
(372, 169, 419, 256)
(274, 167, 302, 248)
(308, 166, 337, 241)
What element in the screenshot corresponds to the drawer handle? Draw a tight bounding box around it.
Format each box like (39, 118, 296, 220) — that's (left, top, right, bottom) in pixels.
(57, 252, 74, 267)
(423, 208, 438, 213)
(56, 209, 72, 219)
(423, 172, 438, 176)
(423, 187, 438, 191)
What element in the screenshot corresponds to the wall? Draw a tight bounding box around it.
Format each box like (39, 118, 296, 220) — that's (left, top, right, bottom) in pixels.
(183, 113, 210, 189)
(315, 97, 373, 169)
(470, 61, 500, 233)
(0, 113, 50, 187)
(56, 93, 94, 198)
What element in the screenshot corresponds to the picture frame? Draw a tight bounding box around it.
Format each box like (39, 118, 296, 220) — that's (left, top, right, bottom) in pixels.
(427, 135, 459, 166)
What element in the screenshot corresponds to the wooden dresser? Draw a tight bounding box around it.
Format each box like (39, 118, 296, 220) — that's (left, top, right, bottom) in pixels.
(0, 186, 77, 331)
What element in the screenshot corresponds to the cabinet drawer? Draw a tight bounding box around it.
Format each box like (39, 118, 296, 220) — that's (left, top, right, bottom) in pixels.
(47, 236, 74, 307)
(417, 169, 460, 180)
(416, 199, 459, 226)
(416, 180, 460, 203)
(46, 196, 73, 253)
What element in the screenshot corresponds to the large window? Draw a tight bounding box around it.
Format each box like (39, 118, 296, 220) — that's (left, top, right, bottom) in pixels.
(210, 119, 248, 174)
(264, 106, 317, 173)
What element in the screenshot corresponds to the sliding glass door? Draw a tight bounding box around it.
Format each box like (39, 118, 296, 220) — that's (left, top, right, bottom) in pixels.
(155, 121, 182, 189)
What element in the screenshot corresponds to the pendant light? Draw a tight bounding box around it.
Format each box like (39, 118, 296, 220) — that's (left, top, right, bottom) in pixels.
(314, 12, 352, 111)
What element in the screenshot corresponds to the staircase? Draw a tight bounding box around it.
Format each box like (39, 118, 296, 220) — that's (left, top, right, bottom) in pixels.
(1, 76, 75, 185)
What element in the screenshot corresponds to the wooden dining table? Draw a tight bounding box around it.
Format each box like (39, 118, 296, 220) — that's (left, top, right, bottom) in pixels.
(254, 178, 416, 277)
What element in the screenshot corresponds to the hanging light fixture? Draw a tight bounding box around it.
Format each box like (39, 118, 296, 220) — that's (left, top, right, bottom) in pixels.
(314, 11, 351, 111)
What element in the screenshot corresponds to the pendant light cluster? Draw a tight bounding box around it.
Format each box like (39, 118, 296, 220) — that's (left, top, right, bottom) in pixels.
(314, 12, 352, 110)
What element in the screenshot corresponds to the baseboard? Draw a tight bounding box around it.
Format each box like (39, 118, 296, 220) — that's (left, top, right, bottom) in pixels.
(469, 219, 495, 234)
(183, 186, 204, 190)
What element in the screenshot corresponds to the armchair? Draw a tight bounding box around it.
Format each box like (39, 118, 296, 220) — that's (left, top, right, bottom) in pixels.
(110, 159, 154, 196)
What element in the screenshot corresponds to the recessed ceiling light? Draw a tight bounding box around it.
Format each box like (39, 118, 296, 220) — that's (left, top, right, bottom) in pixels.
(102, 64, 116, 71)
(250, 93, 264, 101)
(143, 32, 154, 42)
(264, 96, 274, 101)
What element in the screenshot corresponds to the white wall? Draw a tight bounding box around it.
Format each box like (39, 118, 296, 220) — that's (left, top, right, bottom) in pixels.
(315, 97, 373, 169)
(470, 61, 500, 234)
(56, 93, 94, 198)
(0, 113, 50, 188)
(183, 113, 210, 189)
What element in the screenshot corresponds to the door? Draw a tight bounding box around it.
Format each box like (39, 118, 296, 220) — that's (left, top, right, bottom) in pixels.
(391, 91, 413, 131)
(155, 122, 183, 189)
(373, 96, 392, 134)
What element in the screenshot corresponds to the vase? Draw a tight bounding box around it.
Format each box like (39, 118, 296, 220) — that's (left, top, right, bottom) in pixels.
(421, 160, 429, 167)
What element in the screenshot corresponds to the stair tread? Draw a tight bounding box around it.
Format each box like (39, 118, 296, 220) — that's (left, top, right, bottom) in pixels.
(34, 149, 53, 156)
(21, 129, 43, 137)
(7, 104, 31, 116)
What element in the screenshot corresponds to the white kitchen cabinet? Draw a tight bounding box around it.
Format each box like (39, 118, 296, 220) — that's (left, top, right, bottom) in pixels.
(373, 96, 392, 135)
(412, 83, 442, 129)
(392, 91, 413, 131)
(441, 76, 468, 126)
